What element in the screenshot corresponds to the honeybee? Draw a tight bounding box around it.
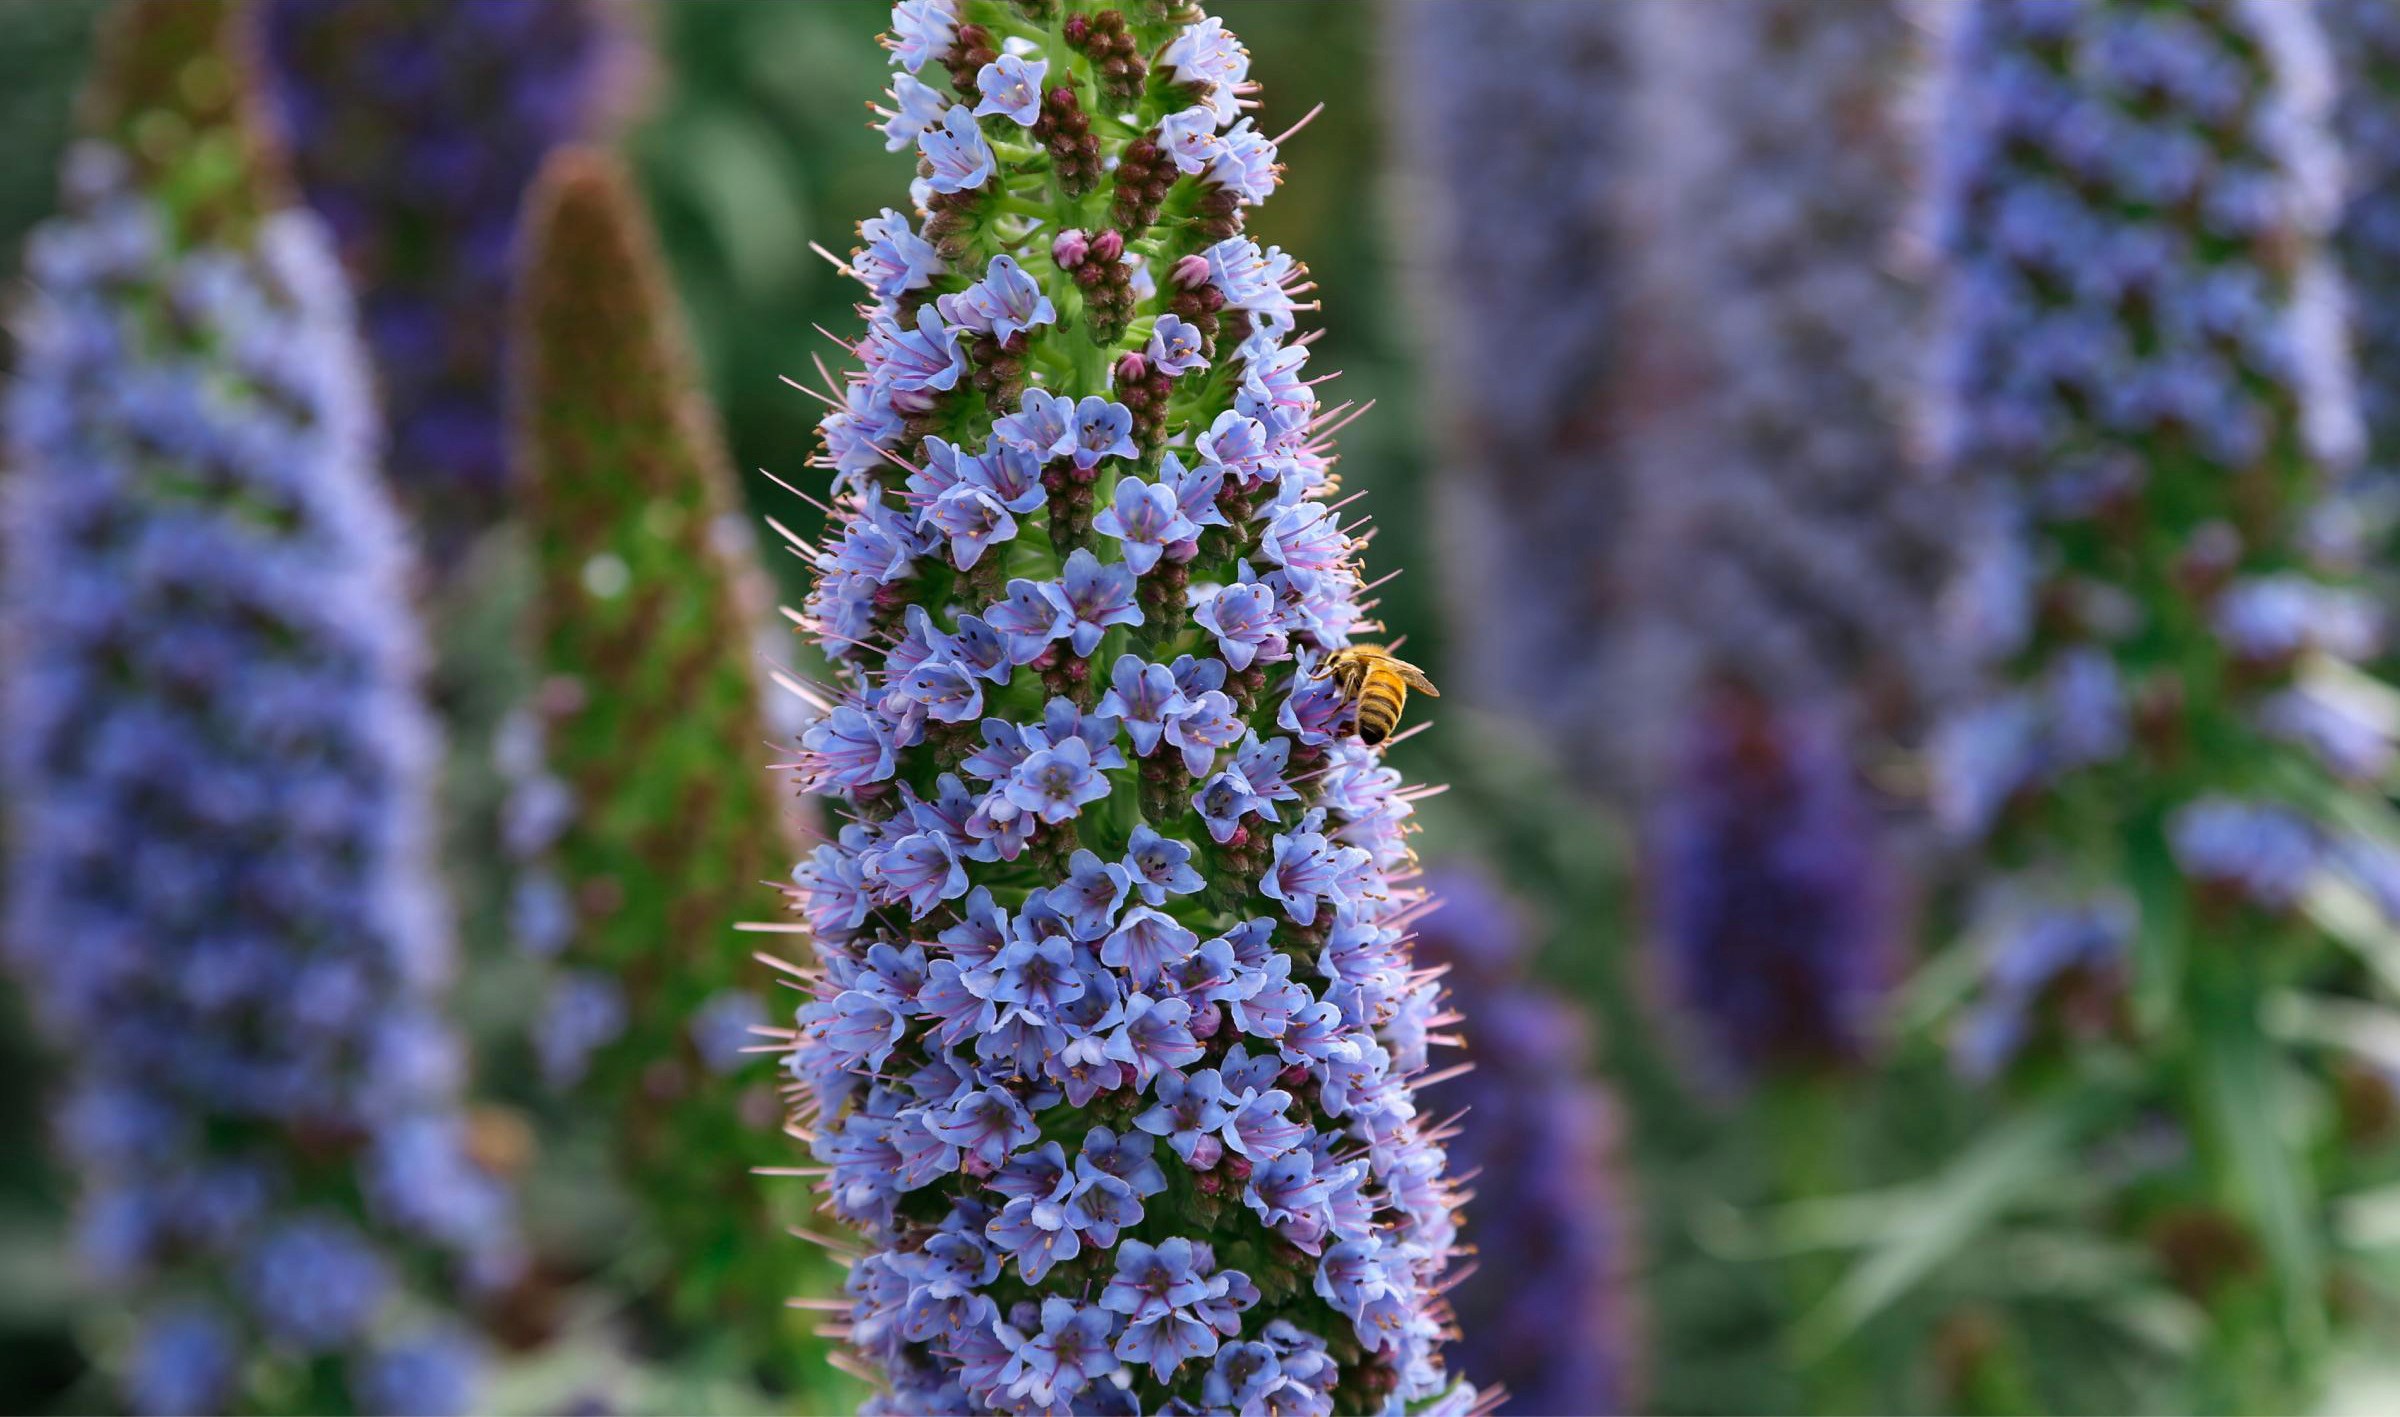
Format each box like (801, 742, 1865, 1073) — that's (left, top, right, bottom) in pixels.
(1316, 644, 1439, 746)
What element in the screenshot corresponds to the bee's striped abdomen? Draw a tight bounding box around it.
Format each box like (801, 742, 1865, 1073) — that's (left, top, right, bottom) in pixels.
(1356, 680, 1405, 745)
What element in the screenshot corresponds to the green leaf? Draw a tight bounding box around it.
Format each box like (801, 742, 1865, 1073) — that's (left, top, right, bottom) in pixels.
(2198, 1006, 2328, 1357)
(1793, 1091, 2100, 1356)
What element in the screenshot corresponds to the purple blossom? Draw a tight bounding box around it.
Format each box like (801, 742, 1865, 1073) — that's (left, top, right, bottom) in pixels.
(1004, 737, 1113, 824)
(889, 0, 960, 74)
(937, 254, 1057, 341)
(1098, 656, 1190, 755)
(927, 1088, 1039, 1172)
(778, 6, 1460, 1407)
(1041, 549, 1144, 654)
(880, 72, 949, 151)
(995, 388, 1079, 459)
(919, 103, 996, 194)
(972, 53, 1049, 127)
(857, 208, 942, 297)
(1072, 396, 1139, 469)
(1188, 574, 1289, 670)
(1148, 314, 1209, 376)
(875, 302, 967, 393)
(1094, 476, 1201, 574)
(1124, 825, 1206, 904)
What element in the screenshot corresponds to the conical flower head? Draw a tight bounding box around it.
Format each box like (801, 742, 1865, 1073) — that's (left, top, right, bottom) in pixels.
(778, 3, 1464, 1412)
(2, 4, 515, 1412)
(508, 144, 840, 1384)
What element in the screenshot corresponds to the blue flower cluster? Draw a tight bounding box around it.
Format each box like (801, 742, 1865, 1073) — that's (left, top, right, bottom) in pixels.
(1627, 0, 1951, 725)
(257, 0, 635, 566)
(1650, 688, 1899, 1085)
(1384, 0, 1633, 786)
(2, 143, 514, 1415)
(1413, 865, 1637, 1417)
(2326, 0, 2400, 553)
(782, 4, 1464, 1411)
(1929, 3, 2394, 1068)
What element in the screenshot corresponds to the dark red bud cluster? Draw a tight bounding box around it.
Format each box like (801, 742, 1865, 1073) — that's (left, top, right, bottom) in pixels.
(1111, 132, 1175, 234)
(942, 23, 1000, 97)
(1166, 269, 1225, 352)
(1034, 85, 1104, 197)
(1117, 352, 1172, 449)
(1138, 751, 1190, 823)
(1076, 237, 1138, 345)
(968, 331, 1029, 411)
(1136, 554, 1190, 632)
(1064, 9, 1147, 107)
(1190, 185, 1242, 243)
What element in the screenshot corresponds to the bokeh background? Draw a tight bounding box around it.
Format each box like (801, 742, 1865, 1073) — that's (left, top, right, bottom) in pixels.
(11, 1, 2400, 1414)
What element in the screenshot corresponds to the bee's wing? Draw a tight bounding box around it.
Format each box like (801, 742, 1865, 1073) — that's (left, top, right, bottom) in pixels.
(1393, 660, 1440, 696)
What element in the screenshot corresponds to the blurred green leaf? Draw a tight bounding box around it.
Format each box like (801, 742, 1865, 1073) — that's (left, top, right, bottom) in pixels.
(1794, 1092, 2097, 1356)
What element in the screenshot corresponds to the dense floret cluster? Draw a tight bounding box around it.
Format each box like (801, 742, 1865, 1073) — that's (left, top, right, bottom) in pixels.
(1628, 0, 1949, 730)
(257, 0, 635, 568)
(2325, 0, 2400, 549)
(506, 144, 831, 1377)
(778, 3, 1464, 1411)
(1413, 866, 1636, 1417)
(1931, 0, 2388, 1042)
(1616, 1, 1929, 1082)
(1385, 0, 1630, 787)
(1927, 1, 2397, 1382)
(1, 21, 513, 1404)
(1649, 688, 1899, 1085)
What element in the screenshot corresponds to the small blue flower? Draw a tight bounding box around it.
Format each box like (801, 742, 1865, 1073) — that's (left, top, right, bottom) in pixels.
(996, 1297, 1118, 1408)
(1041, 549, 1143, 654)
(856, 209, 943, 299)
(888, 0, 960, 74)
(972, 53, 1049, 127)
(1051, 850, 1135, 941)
(1147, 314, 1209, 376)
(937, 254, 1057, 342)
(995, 388, 1079, 460)
(985, 579, 1071, 663)
(1123, 825, 1206, 904)
(1101, 907, 1202, 984)
(1103, 992, 1203, 1084)
(1165, 689, 1246, 778)
(982, 933, 1088, 1024)
(1188, 575, 1288, 670)
(877, 302, 967, 393)
(1157, 106, 1227, 175)
(1097, 656, 1189, 756)
(919, 103, 996, 194)
(1004, 737, 1114, 824)
(927, 1088, 1040, 1172)
(881, 72, 951, 151)
(1072, 396, 1139, 469)
(1093, 476, 1200, 575)
(1135, 1067, 1233, 1167)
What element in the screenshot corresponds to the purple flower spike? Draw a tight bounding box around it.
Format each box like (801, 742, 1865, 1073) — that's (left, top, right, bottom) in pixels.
(780, 6, 1463, 1408)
